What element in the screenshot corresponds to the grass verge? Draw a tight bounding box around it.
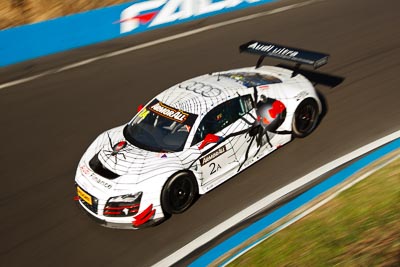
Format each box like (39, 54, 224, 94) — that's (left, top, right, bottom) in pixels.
(0, 0, 132, 29)
(227, 156, 400, 266)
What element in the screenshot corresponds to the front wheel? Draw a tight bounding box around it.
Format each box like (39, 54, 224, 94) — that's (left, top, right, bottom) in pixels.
(292, 98, 319, 138)
(161, 171, 198, 215)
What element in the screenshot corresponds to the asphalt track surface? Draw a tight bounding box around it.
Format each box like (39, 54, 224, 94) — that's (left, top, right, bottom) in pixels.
(1, 0, 399, 266)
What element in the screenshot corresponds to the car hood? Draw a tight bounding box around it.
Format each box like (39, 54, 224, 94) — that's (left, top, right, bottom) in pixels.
(87, 125, 183, 184)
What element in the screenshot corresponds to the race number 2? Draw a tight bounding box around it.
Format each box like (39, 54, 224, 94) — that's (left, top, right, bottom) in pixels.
(209, 162, 221, 175)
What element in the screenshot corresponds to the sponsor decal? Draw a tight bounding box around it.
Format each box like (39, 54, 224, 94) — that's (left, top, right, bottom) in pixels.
(248, 42, 299, 57)
(138, 107, 150, 119)
(149, 102, 189, 123)
(200, 145, 226, 166)
(91, 175, 113, 189)
(80, 164, 113, 189)
(242, 41, 329, 68)
(119, 0, 165, 33)
(77, 186, 93, 205)
(119, 0, 262, 34)
(294, 91, 309, 101)
(80, 164, 91, 176)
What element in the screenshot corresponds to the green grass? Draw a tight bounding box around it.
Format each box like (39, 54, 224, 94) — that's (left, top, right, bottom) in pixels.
(228, 157, 400, 266)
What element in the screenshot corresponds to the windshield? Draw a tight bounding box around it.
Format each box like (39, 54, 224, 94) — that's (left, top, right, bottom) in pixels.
(220, 72, 281, 87)
(124, 99, 198, 152)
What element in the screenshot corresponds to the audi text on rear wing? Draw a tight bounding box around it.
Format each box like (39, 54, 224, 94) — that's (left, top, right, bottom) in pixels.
(240, 41, 329, 69)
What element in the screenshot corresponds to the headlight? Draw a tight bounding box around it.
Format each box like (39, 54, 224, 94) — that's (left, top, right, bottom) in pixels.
(103, 192, 142, 217)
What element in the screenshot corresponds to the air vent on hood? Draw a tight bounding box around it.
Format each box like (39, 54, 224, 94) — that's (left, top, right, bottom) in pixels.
(89, 153, 120, 179)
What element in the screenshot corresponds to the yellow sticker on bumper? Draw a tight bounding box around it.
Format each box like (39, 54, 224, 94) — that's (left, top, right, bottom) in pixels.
(77, 186, 92, 206)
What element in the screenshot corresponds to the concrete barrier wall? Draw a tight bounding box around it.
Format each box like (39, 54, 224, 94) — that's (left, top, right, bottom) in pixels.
(0, 0, 275, 67)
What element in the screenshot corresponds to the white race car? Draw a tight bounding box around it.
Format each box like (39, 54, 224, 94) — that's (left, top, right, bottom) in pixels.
(74, 41, 329, 229)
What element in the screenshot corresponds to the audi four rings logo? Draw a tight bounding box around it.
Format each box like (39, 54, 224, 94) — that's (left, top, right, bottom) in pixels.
(179, 81, 222, 97)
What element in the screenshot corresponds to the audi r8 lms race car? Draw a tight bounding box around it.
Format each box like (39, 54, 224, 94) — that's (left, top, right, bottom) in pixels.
(74, 41, 329, 229)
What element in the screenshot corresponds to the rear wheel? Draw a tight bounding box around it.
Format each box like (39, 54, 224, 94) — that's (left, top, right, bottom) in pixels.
(161, 171, 198, 215)
(292, 98, 319, 138)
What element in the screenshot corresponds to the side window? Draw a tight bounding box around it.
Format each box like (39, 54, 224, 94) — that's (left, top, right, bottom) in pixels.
(192, 95, 253, 145)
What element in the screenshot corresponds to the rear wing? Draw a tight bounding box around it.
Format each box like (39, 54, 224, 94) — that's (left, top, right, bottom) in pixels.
(239, 40, 329, 70)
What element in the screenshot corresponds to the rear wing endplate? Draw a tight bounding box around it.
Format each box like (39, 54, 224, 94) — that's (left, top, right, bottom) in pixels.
(239, 40, 329, 70)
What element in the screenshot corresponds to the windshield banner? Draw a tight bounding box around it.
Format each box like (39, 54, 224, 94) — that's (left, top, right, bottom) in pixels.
(149, 101, 189, 123)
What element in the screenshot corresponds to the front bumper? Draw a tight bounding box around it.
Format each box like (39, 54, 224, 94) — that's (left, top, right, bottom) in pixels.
(74, 183, 163, 229)
(75, 199, 163, 229)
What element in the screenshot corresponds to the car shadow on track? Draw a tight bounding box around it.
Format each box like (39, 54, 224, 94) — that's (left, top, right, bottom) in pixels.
(277, 63, 345, 88)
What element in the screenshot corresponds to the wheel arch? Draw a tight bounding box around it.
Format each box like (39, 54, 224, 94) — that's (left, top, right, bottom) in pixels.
(160, 169, 199, 215)
(291, 97, 320, 138)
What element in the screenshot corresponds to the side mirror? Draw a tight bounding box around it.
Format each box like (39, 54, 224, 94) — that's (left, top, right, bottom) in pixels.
(199, 133, 220, 150)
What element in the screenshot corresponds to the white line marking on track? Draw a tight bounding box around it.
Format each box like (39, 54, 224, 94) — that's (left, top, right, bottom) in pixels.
(0, 0, 321, 91)
(152, 130, 400, 267)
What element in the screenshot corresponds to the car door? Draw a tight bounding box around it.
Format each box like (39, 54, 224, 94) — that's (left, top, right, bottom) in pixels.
(226, 95, 260, 170)
(191, 95, 256, 185)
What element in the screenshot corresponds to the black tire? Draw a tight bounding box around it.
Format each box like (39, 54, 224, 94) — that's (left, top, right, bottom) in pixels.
(161, 171, 198, 215)
(292, 98, 319, 138)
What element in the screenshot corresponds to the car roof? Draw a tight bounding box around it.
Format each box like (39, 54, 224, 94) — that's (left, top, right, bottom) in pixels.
(155, 66, 289, 116)
(155, 74, 244, 116)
